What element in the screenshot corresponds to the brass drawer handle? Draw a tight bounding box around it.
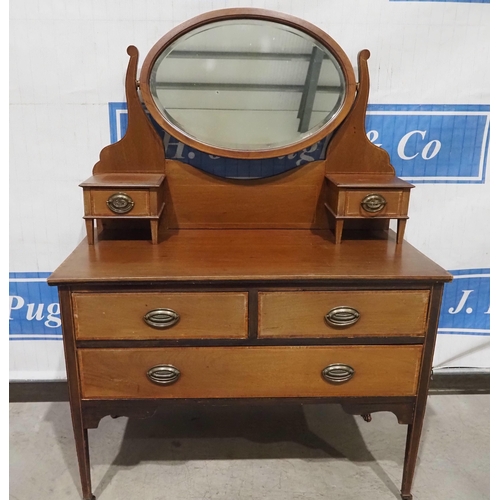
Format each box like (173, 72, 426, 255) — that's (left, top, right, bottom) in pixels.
(361, 193, 387, 213)
(144, 308, 180, 328)
(106, 192, 135, 214)
(322, 364, 355, 384)
(325, 306, 360, 327)
(146, 364, 180, 385)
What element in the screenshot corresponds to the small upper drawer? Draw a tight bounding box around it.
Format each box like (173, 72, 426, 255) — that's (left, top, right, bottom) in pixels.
(73, 292, 248, 340)
(87, 189, 152, 217)
(80, 173, 165, 218)
(258, 290, 430, 338)
(344, 190, 408, 217)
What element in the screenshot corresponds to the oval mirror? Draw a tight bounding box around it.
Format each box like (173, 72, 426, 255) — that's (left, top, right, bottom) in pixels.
(140, 9, 356, 158)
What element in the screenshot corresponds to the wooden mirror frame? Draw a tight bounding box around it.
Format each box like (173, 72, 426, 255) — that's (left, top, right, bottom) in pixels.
(88, 8, 411, 247)
(138, 8, 357, 159)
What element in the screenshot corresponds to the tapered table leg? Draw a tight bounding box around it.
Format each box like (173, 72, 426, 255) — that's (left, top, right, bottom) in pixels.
(400, 421, 422, 499)
(85, 220, 95, 245)
(59, 289, 95, 500)
(334, 219, 344, 244)
(400, 284, 445, 499)
(397, 218, 407, 244)
(71, 423, 95, 500)
(150, 219, 159, 245)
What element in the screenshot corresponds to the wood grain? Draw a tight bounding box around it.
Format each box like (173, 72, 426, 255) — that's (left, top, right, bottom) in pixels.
(88, 189, 151, 217)
(324, 174, 413, 242)
(325, 174, 414, 189)
(58, 288, 94, 499)
(80, 174, 165, 188)
(162, 160, 327, 229)
(401, 284, 445, 497)
(92, 46, 164, 174)
(73, 292, 248, 340)
(344, 190, 409, 218)
(80, 174, 167, 245)
(324, 50, 394, 174)
(258, 290, 430, 338)
(78, 345, 423, 399)
(52, 11, 452, 500)
(47, 229, 452, 284)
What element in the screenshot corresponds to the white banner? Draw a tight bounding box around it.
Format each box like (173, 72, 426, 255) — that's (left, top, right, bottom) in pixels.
(10, 0, 490, 380)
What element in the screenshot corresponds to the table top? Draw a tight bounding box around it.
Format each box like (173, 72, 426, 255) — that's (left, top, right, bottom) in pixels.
(79, 173, 165, 188)
(325, 173, 414, 189)
(48, 229, 452, 285)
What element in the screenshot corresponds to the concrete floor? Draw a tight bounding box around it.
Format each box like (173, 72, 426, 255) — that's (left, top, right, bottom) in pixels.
(10, 395, 489, 500)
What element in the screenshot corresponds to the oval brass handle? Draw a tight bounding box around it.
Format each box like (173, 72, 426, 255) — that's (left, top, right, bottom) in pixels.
(144, 308, 180, 329)
(146, 364, 180, 385)
(361, 193, 387, 213)
(322, 364, 355, 384)
(325, 306, 360, 327)
(106, 192, 135, 214)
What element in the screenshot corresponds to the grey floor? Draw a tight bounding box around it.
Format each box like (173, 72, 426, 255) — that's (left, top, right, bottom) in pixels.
(10, 395, 489, 500)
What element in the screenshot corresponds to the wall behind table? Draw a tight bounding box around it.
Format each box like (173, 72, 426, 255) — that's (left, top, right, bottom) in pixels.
(9, 0, 489, 380)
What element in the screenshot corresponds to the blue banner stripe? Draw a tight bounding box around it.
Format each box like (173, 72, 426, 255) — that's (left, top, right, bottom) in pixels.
(437, 330, 489, 336)
(438, 268, 490, 336)
(367, 104, 489, 112)
(9, 272, 52, 280)
(108, 102, 489, 184)
(390, 0, 488, 3)
(9, 273, 62, 337)
(10, 270, 489, 340)
(9, 336, 63, 341)
(447, 268, 489, 276)
(108, 102, 126, 144)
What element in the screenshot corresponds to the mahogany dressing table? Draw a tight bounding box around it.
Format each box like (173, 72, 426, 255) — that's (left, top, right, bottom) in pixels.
(48, 9, 452, 500)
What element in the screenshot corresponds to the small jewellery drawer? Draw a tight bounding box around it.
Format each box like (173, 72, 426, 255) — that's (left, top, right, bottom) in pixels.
(345, 190, 408, 217)
(72, 292, 248, 340)
(88, 189, 151, 216)
(80, 174, 166, 244)
(258, 290, 429, 338)
(78, 345, 423, 399)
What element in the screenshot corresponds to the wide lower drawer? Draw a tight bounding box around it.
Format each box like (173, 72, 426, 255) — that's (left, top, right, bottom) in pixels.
(259, 290, 429, 338)
(73, 292, 248, 340)
(78, 345, 422, 399)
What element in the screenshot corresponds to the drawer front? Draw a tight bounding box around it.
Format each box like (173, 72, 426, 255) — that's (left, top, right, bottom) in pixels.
(73, 292, 248, 340)
(259, 290, 429, 338)
(78, 345, 422, 399)
(90, 189, 150, 216)
(345, 190, 408, 217)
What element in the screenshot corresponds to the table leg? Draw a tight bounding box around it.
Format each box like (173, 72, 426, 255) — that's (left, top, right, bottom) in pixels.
(150, 219, 159, 245)
(85, 220, 94, 245)
(400, 422, 419, 499)
(334, 219, 344, 244)
(400, 284, 444, 499)
(397, 219, 407, 244)
(59, 289, 95, 500)
(71, 424, 95, 500)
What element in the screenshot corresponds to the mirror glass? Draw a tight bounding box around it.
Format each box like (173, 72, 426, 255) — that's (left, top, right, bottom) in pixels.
(149, 20, 347, 151)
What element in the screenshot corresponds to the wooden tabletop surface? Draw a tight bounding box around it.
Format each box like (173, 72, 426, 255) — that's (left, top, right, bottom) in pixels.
(48, 229, 452, 285)
(79, 173, 166, 188)
(325, 174, 414, 189)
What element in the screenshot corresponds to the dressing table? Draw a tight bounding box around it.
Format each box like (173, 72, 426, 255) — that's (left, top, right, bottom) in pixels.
(48, 8, 452, 500)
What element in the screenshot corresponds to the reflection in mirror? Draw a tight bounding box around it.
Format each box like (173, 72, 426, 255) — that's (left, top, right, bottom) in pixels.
(149, 20, 346, 151)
